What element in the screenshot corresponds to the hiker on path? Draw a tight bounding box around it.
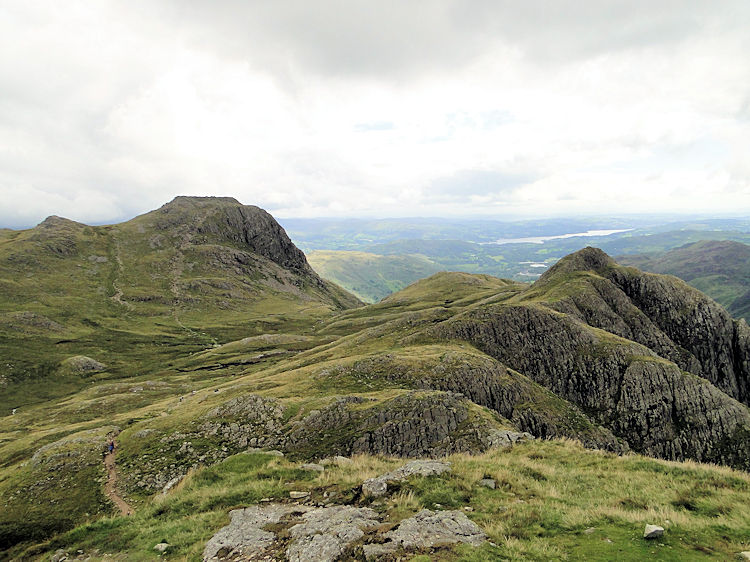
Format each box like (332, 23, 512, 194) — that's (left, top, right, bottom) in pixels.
(108, 440, 115, 453)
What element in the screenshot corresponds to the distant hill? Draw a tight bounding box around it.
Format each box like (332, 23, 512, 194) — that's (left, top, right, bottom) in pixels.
(286, 216, 750, 290)
(619, 240, 750, 321)
(307, 250, 443, 303)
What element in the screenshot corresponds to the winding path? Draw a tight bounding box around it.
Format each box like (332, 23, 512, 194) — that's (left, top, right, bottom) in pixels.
(104, 449, 134, 516)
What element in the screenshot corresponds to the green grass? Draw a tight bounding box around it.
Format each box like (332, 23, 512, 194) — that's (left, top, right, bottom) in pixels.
(308, 250, 443, 303)
(13, 440, 750, 561)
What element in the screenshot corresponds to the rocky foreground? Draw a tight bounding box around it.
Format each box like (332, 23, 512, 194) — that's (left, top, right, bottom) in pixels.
(40, 444, 750, 561)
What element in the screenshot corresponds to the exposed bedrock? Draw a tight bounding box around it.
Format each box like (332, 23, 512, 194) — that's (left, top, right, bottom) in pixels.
(429, 303, 750, 470)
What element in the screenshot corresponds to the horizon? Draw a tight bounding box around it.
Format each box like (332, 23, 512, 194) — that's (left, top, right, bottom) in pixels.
(3, 196, 750, 232)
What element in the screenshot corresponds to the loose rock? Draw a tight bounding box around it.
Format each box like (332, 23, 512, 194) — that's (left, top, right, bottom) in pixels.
(289, 491, 310, 499)
(301, 463, 325, 472)
(153, 543, 170, 553)
(643, 524, 664, 539)
(51, 550, 68, 562)
(478, 478, 496, 489)
(362, 459, 451, 497)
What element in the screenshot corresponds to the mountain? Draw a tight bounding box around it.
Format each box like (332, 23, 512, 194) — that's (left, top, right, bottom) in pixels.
(307, 250, 443, 302)
(619, 240, 750, 322)
(0, 196, 361, 414)
(1, 199, 749, 560)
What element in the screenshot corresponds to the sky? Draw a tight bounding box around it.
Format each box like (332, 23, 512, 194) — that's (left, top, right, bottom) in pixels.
(1, 1, 750, 228)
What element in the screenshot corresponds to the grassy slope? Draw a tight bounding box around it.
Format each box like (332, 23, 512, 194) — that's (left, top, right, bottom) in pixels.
(308, 250, 443, 303)
(13, 442, 750, 561)
(4, 267, 750, 559)
(0, 205, 358, 415)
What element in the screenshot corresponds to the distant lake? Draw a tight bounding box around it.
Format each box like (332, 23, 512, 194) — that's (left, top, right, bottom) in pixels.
(486, 229, 633, 245)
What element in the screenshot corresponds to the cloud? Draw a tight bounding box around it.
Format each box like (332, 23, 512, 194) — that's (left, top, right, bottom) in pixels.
(1, 1, 750, 226)
(429, 169, 535, 200)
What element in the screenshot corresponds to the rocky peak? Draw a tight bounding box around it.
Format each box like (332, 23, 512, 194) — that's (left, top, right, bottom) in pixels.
(537, 247, 616, 283)
(35, 216, 85, 230)
(161, 195, 242, 209)
(152, 196, 313, 276)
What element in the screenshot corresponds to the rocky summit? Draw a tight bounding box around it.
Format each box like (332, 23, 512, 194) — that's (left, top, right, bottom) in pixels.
(0, 199, 749, 560)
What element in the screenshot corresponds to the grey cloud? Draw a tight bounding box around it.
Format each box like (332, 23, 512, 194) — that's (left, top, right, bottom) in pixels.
(154, 1, 489, 80)
(150, 0, 749, 82)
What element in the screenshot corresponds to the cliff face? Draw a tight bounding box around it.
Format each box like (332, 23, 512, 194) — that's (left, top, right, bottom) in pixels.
(313, 350, 624, 452)
(424, 249, 750, 469)
(537, 247, 750, 406)
(154, 197, 315, 277)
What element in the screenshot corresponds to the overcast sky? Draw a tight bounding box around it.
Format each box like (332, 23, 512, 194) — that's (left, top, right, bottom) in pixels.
(1, 1, 749, 228)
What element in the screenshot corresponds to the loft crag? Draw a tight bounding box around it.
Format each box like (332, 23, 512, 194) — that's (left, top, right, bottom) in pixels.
(0, 199, 748, 559)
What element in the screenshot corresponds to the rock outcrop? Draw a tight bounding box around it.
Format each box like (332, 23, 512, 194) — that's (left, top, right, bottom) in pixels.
(427, 249, 750, 470)
(321, 351, 624, 452)
(122, 390, 527, 492)
(154, 196, 315, 278)
(203, 504, 310, 560)
(121, 394, 286, 492)
(203, 502, 488, 561)
(285, 391, 518, 459)
(365, 509, 487, 557)
(540, 247, 750, 406)
(362, 460, 452, 497)
(286, 506, 380, 562)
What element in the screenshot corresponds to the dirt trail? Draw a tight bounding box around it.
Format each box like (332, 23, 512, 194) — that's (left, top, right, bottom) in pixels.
(110, 237, 133, 310)
(104, 450, 134, 516)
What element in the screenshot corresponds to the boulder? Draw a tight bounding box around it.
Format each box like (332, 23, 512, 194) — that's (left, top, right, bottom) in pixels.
(61, 355, 106, 375)
(643, 524, 664, 539)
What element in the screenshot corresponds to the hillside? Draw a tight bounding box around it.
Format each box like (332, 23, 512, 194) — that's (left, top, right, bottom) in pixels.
(307, 250, 443, 303)
(619, 240, 750, 322)
(0, 196, 361, 414)
(0, 201, 749, 560)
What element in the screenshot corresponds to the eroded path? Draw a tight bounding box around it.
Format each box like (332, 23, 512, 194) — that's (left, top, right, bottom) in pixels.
(104, 450, 134, 516)
(109, 236, 133, 310)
